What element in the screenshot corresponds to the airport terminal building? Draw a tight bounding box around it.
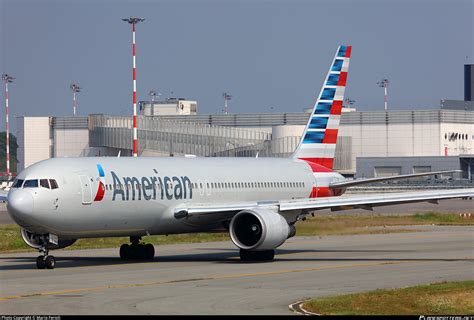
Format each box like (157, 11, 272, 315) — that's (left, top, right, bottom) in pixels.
(16, 99, 474, 180)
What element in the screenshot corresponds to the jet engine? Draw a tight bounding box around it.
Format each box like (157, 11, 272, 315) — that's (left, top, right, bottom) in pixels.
(229, 208, 295, 251)
(20, 228, 76, 250)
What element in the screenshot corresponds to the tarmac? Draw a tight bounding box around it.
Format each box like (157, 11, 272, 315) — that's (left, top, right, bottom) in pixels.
(0, 225, 473, 315)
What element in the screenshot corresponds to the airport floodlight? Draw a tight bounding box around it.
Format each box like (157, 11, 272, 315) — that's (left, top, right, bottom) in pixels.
(70, 83, 82, 93)
(344, 98, 355, 107)
(122, 17, 145, 24)
(70, 83, 82, 116)
(2, 74, 14, 178)
(377, 78, 389, 111)
(2, 74, 14, 83)
(223, 92, 232, 114)
(122, 17, 145, 158)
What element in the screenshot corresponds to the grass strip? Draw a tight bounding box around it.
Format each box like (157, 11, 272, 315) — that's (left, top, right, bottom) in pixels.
(303, 280, 474, 315)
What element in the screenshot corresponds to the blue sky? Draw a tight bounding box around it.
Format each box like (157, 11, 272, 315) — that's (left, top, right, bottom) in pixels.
(0, 0, 472, 129)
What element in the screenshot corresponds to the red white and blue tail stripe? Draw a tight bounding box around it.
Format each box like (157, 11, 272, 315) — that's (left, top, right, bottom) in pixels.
(292, 45, 351, 170)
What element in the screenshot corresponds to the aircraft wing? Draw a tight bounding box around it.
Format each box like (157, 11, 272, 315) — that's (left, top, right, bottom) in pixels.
(174, 188, 474, 224)
(278, 188, 473, 212)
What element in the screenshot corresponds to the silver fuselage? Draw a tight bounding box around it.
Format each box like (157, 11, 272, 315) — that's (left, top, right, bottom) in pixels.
(7, 157, 343, 239)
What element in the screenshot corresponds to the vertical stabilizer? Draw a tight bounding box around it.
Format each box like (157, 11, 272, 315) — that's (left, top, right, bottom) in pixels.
(292, 45, 352, 169)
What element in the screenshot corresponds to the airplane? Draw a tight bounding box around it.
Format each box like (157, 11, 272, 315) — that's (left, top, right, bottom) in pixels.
(4, 45, 473, 269)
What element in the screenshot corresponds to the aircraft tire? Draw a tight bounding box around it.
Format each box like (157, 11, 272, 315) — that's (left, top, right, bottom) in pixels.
(45, 255, 56, 269)
(261, 250, 275, 261)
(145, 243, 155, 260)
(36, 256, 46, 269)
(239, 249, 275, 262)
(120, 244, 131, 260)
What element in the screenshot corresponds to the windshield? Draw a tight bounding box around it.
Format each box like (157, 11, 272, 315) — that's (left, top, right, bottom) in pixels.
(12, 179, 24, 188)
(23, 180, 39, 188)
(49, 179, 58, 189)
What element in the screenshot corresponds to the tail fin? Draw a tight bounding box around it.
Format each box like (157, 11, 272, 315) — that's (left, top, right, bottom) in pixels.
(292, 45, 352, 169)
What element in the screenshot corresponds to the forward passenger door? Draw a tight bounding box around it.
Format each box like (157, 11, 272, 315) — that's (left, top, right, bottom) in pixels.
(79, 175, 93, 205)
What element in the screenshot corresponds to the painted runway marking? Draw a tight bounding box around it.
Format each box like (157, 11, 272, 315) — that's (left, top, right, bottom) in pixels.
(0, 260, 417, 301)
(289, 300, 321, 316)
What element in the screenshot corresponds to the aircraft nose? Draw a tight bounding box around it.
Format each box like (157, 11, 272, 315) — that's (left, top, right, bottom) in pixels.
(7, 190, 34, 220)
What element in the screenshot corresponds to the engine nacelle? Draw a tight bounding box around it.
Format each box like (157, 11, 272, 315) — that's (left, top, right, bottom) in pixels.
(229, 208, 293, 251)
(20, 228, 76, 250)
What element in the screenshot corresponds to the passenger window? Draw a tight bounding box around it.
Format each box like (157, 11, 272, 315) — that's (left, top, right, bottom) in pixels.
(23, 180, 38, 188)
(40, 179, 50, 189)
(12, 179, 24, 188)
(49, 179, 59, 189)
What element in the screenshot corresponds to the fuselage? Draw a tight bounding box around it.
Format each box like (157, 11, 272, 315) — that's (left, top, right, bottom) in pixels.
(7, 157, 345, 239)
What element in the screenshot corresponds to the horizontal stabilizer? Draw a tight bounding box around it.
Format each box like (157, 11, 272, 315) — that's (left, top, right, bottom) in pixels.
(329, 170, 461, 189)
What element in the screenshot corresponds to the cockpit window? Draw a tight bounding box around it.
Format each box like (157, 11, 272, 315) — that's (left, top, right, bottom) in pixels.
(12, 179, 24, 188)
(40, 179, 50, 189)
(23, 180, 38, 188)
(49, 179, 58, 189)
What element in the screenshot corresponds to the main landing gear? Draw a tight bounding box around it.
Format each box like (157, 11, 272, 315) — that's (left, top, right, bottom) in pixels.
(119, 236, 155, 260)
(239, 249, 275, 262)
(36, 247, 56, 269)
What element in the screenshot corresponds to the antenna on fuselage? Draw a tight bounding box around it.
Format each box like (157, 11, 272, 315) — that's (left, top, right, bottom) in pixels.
(117, 150, 121, 158)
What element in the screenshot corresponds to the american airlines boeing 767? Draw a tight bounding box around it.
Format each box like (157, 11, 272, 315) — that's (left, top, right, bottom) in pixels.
(5, 46, 474, 269)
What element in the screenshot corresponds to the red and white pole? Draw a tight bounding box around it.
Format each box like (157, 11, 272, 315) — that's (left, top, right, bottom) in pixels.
(378, 79, 389, 112)
(70, 83, 81, 116)
(132, 22, 138, 157)
(73, 91, 76, 116)
(2, 74, 13, 178)
(5, 80, 10, 177)
(122, 17, 144, 157)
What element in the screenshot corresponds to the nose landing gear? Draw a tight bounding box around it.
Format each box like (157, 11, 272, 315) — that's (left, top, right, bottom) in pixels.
(119, 236, 155, 260)
(36, 247, 56, 269)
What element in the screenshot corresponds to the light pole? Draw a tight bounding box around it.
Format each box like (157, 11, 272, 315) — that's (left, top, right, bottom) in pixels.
(344, 98, 355, 108)
(70, 83, 81, 116)
(2, 74, 14, 178)
(122, 16, 145, 157)
(148, 90, 161, 116)
(222, 92, 232, 114)
(377, 78, 389, 111)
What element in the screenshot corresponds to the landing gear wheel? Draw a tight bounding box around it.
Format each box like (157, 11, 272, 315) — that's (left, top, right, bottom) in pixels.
(145, 243, 155, 260)
(120, 242, 154, 260)
(130, 244, 142, 260)
(36, 256, 46, 269)
(239, 249, 275, 262)
(45, 255, 56, 269)
(261, 250, 275, 261)
(120, 243, 131, 260)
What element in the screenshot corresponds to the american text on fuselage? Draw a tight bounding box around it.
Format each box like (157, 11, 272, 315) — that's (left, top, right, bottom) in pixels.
(111, 169, 193, 201)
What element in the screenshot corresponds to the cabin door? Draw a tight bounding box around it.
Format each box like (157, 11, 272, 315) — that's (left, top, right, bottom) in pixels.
(79, 175, 93, 205)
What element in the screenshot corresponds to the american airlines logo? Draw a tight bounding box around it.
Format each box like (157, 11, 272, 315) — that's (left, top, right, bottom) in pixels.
(94, 164, 106, 201)
(109, 168, 193, 201)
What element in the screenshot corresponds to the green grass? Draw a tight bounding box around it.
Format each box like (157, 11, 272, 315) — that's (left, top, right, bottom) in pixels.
(1, 212, 472, 252)
(295, 211, 473, 236)
(0, 225, 229, 252)
(303, 280, 474, 315)
(412, 211, 467, 224)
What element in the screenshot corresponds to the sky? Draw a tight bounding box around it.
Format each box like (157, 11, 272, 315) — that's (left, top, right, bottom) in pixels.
(0, 0, 473, 131)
